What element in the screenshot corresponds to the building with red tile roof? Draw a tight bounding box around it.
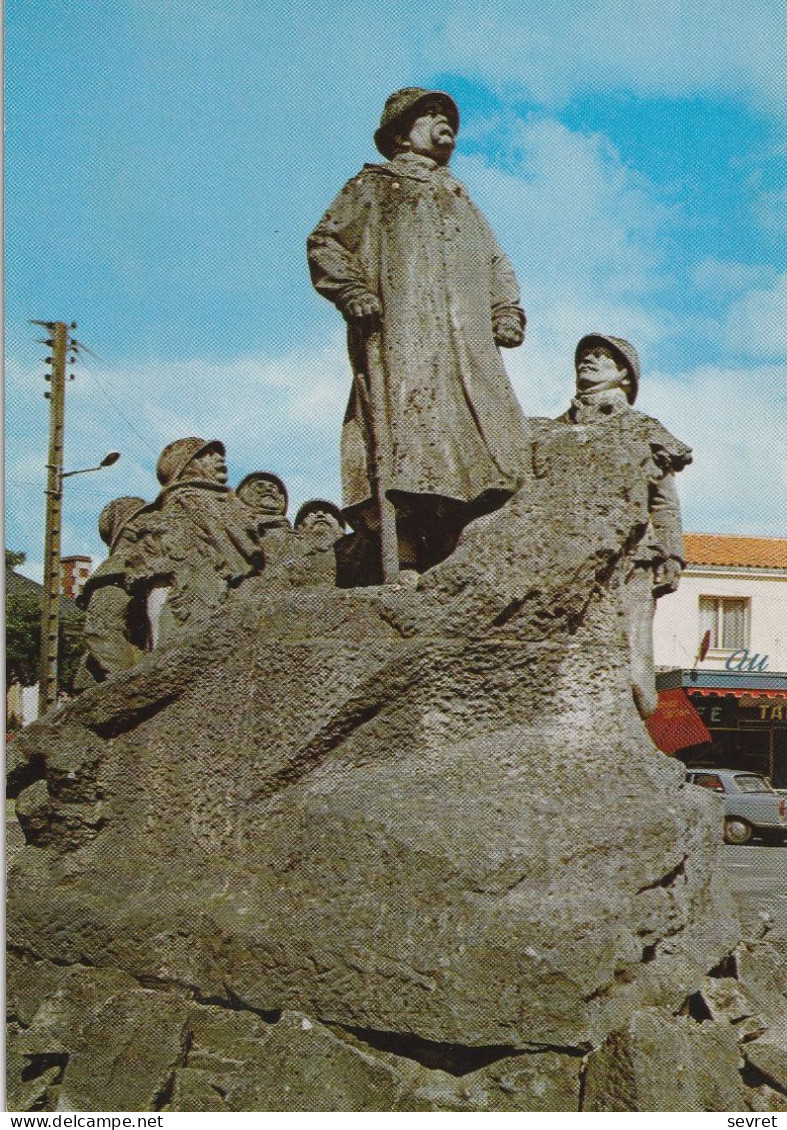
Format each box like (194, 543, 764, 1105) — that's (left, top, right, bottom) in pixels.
(684, 534, 787, 571)
(652, 531, 787, 785)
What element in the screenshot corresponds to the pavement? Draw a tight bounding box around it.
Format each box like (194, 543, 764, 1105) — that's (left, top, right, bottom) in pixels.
(723, 842, 787, 937)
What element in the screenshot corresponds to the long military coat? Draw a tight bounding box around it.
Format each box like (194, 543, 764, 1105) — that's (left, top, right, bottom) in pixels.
(308, 152, 530, 514)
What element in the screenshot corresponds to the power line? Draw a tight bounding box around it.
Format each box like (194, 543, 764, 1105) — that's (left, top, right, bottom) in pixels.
(71, 341, 159, 456)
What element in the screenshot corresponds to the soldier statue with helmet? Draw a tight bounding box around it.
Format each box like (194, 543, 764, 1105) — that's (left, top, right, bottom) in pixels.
(125, 437, 264, 645)
(235, 470, 293, 570)
(556, 333, 692, 718)
(294, 499, 346, 543)
(308, 87, 531, 583)
(236, 471, 291, 534)
(73, 495, 150, 690)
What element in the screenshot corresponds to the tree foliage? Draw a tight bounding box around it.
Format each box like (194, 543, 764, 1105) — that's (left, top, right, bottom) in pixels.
(58, 616, 87, 694)
(5, 550, 86, 693)
(5, 580, 41, 690)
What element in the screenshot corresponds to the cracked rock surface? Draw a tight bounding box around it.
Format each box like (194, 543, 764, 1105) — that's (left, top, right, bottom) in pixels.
(7, 944, 787, 1112)
(6, 424, 783, 1110)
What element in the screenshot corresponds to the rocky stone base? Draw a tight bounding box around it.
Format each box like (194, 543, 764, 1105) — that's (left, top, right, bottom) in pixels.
(7, 932, 787, 1113)
(7, 429, 786, 1111)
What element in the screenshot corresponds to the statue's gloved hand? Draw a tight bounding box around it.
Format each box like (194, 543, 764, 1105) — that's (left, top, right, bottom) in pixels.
(493, 314, 525, 348)
(343, 292, 382, 330)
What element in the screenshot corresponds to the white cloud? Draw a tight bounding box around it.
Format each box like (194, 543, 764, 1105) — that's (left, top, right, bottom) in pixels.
(448, 112, 674, 415)
(124, 337, 352, 450)
(428, 0, 787, 117)
(753, 189, 787, 235)
(123, 0, 787, 122)
(458, 115, 668, 302)
(4, 337, 353, 568)
(724, 273, 787, 359)
(647, 363, 787, 536)
(690, 258, 776, 297)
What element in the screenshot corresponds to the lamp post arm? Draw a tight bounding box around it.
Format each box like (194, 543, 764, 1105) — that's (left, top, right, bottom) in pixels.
(61, 464, 105, 480)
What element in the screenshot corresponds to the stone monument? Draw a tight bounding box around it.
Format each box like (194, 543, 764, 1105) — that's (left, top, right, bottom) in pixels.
(73, 496, 150, 690)
(6, 90, 787, 1114)
(308, 87, 531, 581)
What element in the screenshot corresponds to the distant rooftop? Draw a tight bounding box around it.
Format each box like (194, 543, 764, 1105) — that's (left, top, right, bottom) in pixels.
(6, 568, 81, 616)
(685, 533, 787, 570)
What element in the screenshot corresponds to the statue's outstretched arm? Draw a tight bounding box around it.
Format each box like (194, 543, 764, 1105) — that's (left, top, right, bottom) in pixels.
(649, 470, 685, 595)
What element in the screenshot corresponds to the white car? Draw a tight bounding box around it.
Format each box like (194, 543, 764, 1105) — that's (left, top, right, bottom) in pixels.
(685, 768, 787, 845)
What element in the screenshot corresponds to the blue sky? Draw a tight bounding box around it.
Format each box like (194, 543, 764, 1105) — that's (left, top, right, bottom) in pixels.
(5, 0, 786, 578)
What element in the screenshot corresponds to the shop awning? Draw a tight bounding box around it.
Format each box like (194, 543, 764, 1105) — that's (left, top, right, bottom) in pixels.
(657, 669, 787, 695)
(690, 687, 787, 702)
(646, 688, 713, 754)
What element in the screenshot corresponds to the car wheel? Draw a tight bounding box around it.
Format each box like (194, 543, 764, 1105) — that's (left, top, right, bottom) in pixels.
(724, 818, 753, 845)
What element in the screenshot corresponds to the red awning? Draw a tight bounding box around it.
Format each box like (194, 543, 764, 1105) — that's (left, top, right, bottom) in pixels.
(646, 688, 713, 754)
(691, 687, 787, 699)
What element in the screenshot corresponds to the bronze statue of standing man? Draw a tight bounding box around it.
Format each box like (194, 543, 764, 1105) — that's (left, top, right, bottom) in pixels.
(308, 88, 530, 581)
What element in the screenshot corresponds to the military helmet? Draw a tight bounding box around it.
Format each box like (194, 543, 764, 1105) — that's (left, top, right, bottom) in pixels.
(155, 437, 226, 486)
(374, 87, 460, 159)
(98, 496, 147, 550)
(294, 498, 346, 530)
(236, 471, 289, 510)
(574, 334, 641, 404)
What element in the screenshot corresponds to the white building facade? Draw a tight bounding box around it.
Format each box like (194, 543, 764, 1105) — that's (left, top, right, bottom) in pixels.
(651, 534, 787, 785)
(654, 538, 787, 674)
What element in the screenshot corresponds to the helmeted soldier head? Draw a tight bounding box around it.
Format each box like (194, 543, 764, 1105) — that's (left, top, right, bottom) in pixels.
(98, 496, 147, 552)
(236, 471, 288, 517)
(156, 438, 227, 488)
(574, 334, 640, 405)
(294, 498, 346, 535)
(374, 87, 460, 161)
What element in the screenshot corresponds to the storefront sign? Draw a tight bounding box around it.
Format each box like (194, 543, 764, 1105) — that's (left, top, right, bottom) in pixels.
(693, 697, 737, 726)
(691, 695, 786, 727)
(724, 649, 769, 672)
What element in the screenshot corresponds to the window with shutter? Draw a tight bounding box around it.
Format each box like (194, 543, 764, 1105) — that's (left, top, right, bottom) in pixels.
(698, 596, 749, 650)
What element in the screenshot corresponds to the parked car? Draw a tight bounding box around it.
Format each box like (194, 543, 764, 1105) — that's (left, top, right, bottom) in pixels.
(685, 768, 787, 845)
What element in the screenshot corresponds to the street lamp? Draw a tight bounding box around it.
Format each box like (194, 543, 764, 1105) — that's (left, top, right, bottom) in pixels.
(59, 450, 121, 485)
(38, 450, 122, 717)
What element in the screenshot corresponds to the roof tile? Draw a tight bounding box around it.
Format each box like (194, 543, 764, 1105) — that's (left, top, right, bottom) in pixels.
(684, 534, 787, 570)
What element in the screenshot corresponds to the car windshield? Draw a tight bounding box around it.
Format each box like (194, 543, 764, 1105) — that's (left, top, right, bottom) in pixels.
(733, 774, 773, 793)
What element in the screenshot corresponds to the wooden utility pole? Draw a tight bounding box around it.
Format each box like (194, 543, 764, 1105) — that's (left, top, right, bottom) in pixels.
(35, 320, 73, 716)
